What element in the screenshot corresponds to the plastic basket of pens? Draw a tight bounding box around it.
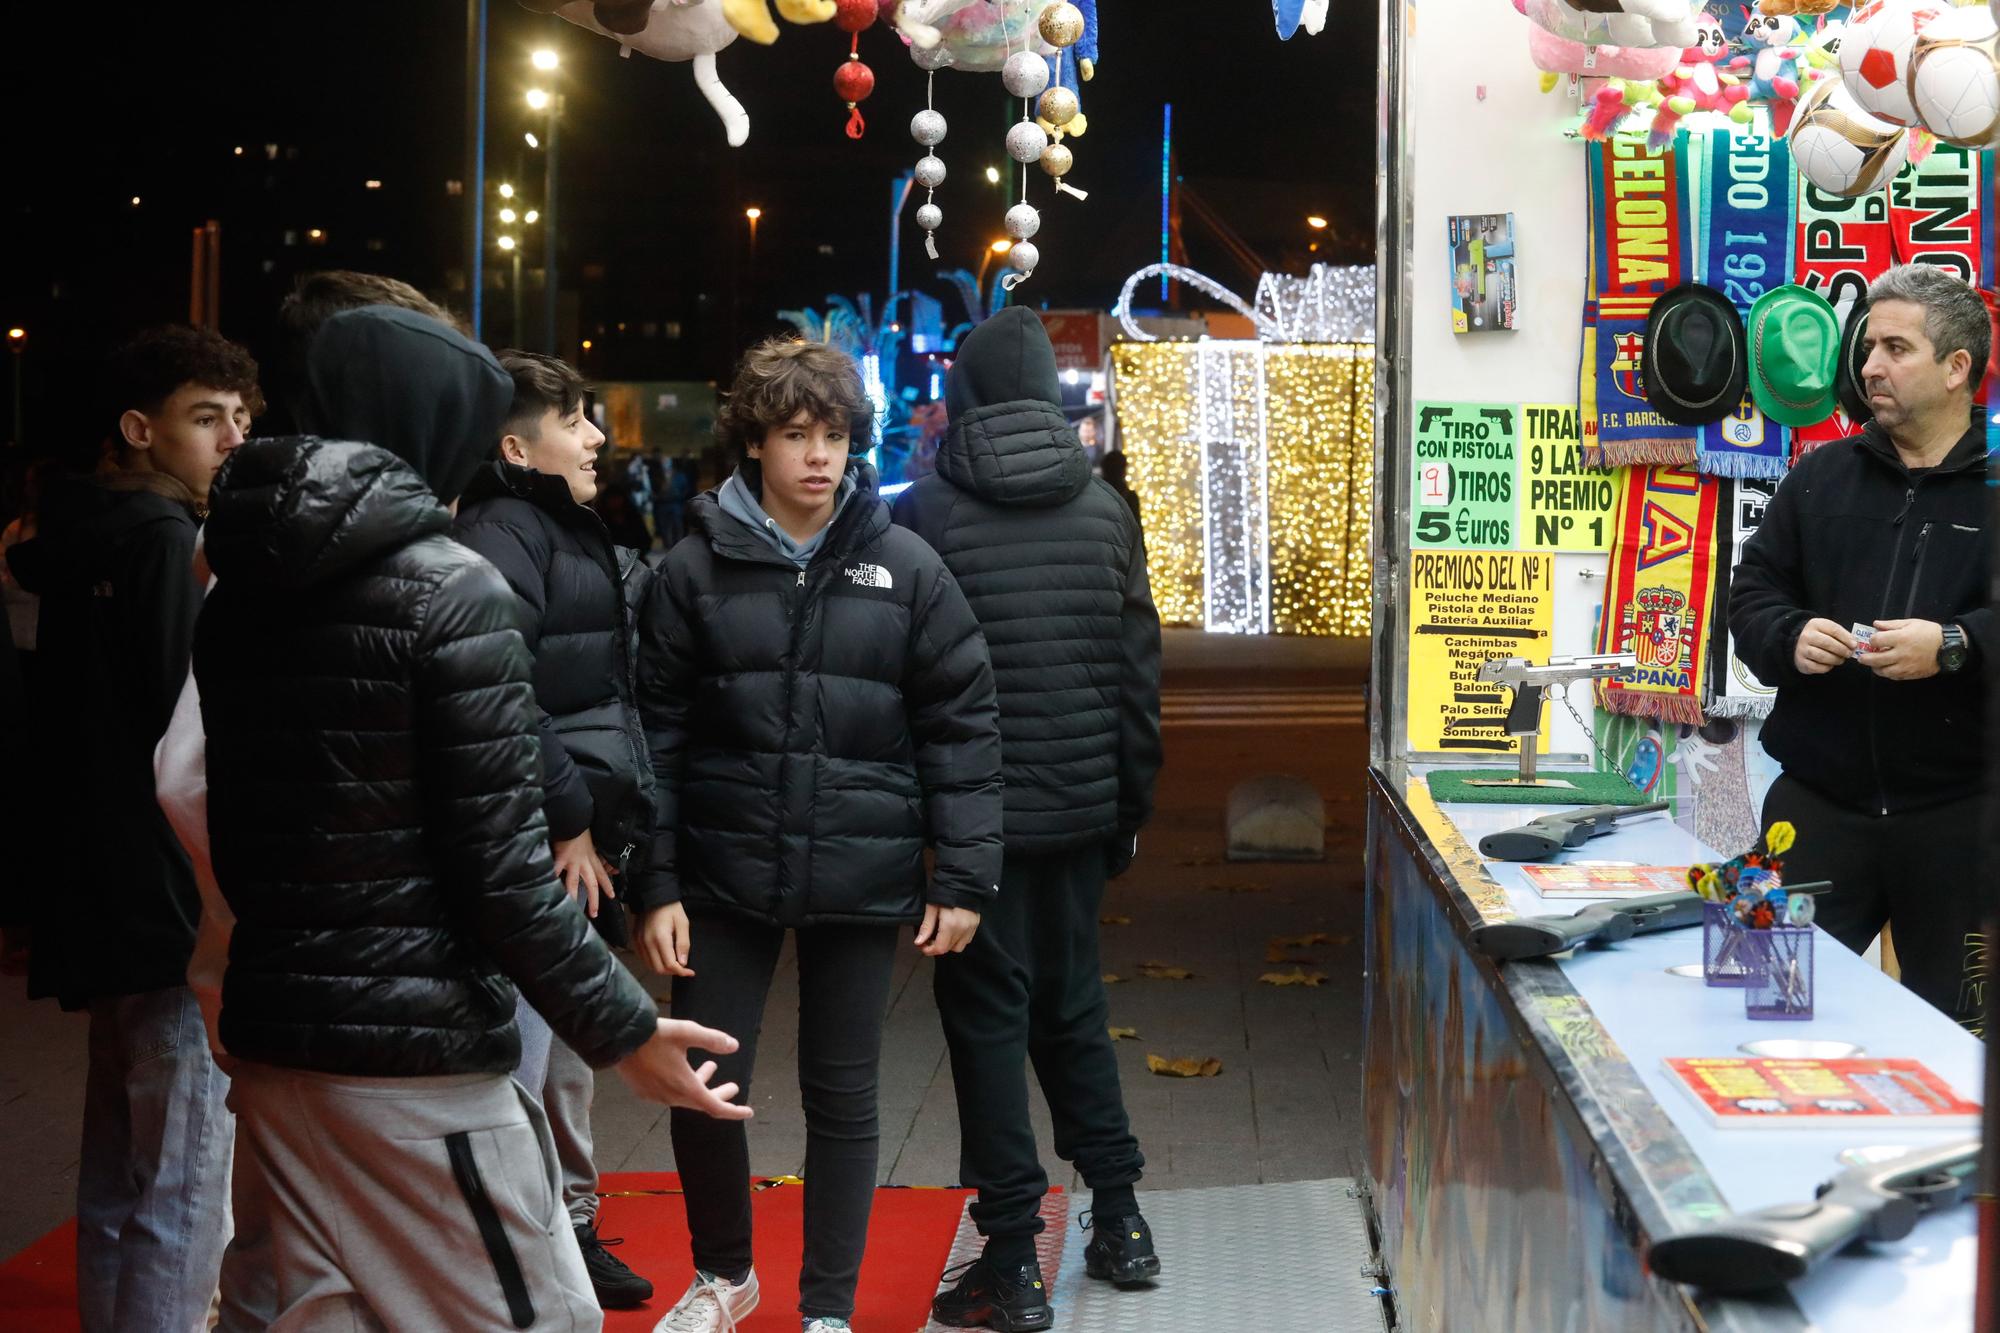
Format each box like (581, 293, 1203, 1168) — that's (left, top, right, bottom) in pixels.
(1702, 900, 1752, 987)
(1742, 926, 1814, 1021)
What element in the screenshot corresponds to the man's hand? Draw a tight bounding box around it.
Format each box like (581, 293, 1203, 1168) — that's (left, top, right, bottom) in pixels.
(1793, 617, 1858, 675)
(1106, 834, 1138, 881)
(1857, 619, 1945, 681)
(638, 903, 695, 978)
(551, 828, 613, 918)
(613, 1018, 754, 1120)
(915, 904, 981, 956)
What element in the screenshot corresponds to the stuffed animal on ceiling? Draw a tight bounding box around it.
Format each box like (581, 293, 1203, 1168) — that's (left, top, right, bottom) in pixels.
(521, 0, 656, 32)
(1730, 7, 1813, 133)
(1274, 0, 1331, 39)
(1645, 10, 1751, 146)
(1520, 0, 1684, 87)
(532, 0, 754, 145)
(1557, 0, 1701, 50)
(722, 0, 836, 45)
(893, 0, 1053, 71)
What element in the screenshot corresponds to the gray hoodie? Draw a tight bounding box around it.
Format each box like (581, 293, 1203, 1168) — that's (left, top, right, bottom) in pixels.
(716, 466, 858, 569)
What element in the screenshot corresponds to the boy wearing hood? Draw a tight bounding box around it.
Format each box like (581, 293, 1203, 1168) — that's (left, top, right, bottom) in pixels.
(452, 350, 659, 1310)
(5, 325, 256, 1333)
(893, 308, 1165, 1330)
(186, 285, 749, 1331)
(632, 337, 1003, 1333)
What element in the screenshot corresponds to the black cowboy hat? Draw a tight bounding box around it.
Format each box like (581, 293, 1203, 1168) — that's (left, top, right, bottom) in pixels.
(1643, 283, 1748, 427)
(1836, 297, 1872, 425)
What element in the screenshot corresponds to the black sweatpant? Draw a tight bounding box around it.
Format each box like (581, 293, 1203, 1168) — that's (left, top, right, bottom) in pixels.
(1762, 772, 1986, 1028)
(667, 913, 899, 1319)
(934, 845, 1145, 1241)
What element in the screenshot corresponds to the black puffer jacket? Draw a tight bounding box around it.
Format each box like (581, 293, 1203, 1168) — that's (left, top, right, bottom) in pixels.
(1730, 423, 1991, 815)
(892, 307, 1163, 854)
(6, 479, 203, 1009)
(195, 307, 656, 1077)
(454, 461, 655, 942)
(634, 461, 1003, 926)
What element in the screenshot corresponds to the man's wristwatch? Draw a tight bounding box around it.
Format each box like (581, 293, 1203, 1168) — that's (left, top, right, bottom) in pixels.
(1938, 623, 1969, 674)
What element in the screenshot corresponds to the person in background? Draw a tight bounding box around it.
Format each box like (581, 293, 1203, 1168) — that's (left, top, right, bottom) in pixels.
(1730, 262, 1992, 1027)
(453, 349, 660, 1311)
(1097, 449, 1143, 539)
(894, 308, 1165, 1332)
(5, 325, 257, 1333)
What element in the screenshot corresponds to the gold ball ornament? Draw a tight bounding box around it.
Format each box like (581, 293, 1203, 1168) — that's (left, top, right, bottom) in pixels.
(1038, 86, 1079, 127)
(1038, 2, 1084, 48)
(1040, 142, 1074, 177)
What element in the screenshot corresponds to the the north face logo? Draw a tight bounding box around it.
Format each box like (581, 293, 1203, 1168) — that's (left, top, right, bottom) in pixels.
(845, 563, 893, 590)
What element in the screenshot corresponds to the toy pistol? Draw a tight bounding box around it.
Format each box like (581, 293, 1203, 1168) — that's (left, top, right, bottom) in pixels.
(1465, 653, 1637, 788)
(1467, 889, 1702, 961)
(1648, 1140, 1980, 1294)
(1477, 800, 1670, 861)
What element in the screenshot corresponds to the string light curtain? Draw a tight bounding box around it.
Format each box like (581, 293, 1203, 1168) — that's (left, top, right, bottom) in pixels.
(1111, 340, 1374, 636)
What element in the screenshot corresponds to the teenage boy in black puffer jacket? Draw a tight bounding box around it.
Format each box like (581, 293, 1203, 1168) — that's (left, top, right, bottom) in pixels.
(895, 307, 1165, 1331)
(453, 351, 659, 1310)
(195, 299, 749, 1331)
(633, 337, 1003, 1333)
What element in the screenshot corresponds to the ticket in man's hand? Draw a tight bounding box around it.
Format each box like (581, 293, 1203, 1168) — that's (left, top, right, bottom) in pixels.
(1849, 623, 1876, 655)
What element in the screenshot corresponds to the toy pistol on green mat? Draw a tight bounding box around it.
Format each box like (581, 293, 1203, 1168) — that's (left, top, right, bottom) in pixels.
(1477, 800, 1669, 861)
(1468, 888, 1701, 960)
(1466, 653, 1637, 788)
(1647, 1140, 1979, 1294)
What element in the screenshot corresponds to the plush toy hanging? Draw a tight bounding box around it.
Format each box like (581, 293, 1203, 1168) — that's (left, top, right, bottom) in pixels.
(723, 0, 836, 45)
(1273, 0, 1329, 40)
(893, 0, 1052, 71)
(831, 0, 878, 136)
(531, 0, 754, 145)
(1645, 14, 1751, 148)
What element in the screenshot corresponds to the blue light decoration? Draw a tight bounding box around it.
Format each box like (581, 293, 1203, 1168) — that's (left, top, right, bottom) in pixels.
(1160, 102, 1173, 303)
(930, 370, 942, 400)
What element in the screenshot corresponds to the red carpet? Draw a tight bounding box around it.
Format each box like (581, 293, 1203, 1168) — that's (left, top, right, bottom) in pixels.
(0, 1175, 977, 1332)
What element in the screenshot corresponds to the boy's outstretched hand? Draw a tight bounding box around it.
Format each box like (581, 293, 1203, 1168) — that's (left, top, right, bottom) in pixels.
(615, 1018, 753, 1120)
(916, 904, 980, 956)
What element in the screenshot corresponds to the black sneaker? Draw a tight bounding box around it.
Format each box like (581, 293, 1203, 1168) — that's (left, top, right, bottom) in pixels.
(1082, 1211, 1161, 1287)
(930, 1256, 1054, 1332)
(574, 1221, 654, 1310)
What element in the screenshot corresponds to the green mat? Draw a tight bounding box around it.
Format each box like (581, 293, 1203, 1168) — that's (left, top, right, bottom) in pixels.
(1426, 768, 1649, 806)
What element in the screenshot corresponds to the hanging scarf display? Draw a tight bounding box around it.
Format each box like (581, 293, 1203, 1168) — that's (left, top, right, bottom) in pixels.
(1581, 135, 1699, 468)
(1706, 476, 1779, 720)
(1789, 175, 1892, 460)
(1594, 463, 1724, 726)
(1695, 127, 1793, 479)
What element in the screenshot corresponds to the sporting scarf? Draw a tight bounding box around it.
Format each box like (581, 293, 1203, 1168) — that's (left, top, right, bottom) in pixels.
(1695, 127, 1793, 480)
(1790, 174, 1891, 460)
(1582, 135, 1699, 468)
(1707, 476, 1779, 720)
(1594, 464, 1723, 726)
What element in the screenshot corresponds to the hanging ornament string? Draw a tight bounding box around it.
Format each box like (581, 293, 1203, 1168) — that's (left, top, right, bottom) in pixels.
(917, 71, 942, 259)
(1037, 3, 1087, 200)
(832, 0, 877, 138)
(999, 21, 1047, 292)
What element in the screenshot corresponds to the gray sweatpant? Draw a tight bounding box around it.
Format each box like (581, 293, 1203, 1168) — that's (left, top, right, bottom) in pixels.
(514, 995, 602, 1226)
(218, 1062, 600, 1332)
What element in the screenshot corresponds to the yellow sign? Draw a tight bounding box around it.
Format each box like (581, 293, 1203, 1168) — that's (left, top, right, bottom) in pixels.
(1407, 551, 1556, 754)
(1521, 403, 1616, 552)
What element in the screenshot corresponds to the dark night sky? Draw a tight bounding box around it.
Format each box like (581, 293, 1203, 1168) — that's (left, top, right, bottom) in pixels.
(2, 1, 1370, 443)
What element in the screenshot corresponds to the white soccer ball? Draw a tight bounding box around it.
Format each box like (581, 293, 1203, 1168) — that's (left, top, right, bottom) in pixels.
(1841, 0, 1953, 126)
(1789, 76, 1911, 198)
(1909, 4, 2000, 149)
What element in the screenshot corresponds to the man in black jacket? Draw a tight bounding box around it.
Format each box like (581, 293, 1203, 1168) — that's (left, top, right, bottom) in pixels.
(1730, 263, 1992, 1026)
(195, 295, 748, 1331)
(5, 325, 256, 1333)
(894, 308, 1165, 1331)
(454, 350, 658, 1310)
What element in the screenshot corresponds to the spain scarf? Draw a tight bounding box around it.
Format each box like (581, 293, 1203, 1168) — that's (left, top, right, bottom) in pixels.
(1695, 127, 1793, 480)
(1594, 464, 1723, 726)
(1582, 135, 1699, 468)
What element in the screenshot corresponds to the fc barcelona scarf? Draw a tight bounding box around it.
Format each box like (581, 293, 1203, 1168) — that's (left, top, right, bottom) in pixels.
(1695, 128, 1793, 480)
(1594, 464, 1724, 726)
(1582, 135, 1699, 468)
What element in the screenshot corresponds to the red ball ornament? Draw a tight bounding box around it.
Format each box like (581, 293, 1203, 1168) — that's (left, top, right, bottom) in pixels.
(834, 57, 875, 103)
(834, 0, 877, 32)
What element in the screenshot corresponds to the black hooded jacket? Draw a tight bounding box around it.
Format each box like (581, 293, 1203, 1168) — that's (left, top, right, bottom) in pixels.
(1730, 422, 1991, 815)
(194, 307, 657, 1076)
(454, 461, 657, 937)
(892, 307, 1163, 854)
(633, 460, 1003, 926)
(5, 478, 202, 1008)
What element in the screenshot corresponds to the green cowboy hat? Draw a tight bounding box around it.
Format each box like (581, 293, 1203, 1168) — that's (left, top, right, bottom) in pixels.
(1747, 285, 1840, 428)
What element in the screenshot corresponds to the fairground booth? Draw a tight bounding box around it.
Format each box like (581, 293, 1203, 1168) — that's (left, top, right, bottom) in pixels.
(1364, 2, 1997, 1329)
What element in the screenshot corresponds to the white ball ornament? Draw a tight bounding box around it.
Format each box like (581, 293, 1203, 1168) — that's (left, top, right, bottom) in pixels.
(1909, 5, 2000, 149)
(1842, 0, 1953, 126)
(1789, 75, 1911, 197)
(1005, 203, 1041, 240)
(1006, 120, 1050, 163)
(911, 109, 948, 146)
(1002, 51, 1051, 99)
(1007, 241, 1040, 273)
(914, 154, 947, 188)
(916, 202, 943, 231)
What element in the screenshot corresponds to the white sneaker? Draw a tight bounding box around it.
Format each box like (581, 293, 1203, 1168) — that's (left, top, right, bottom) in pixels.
(652, 1268, 760, 1333)
(802, 1321, 853, 1333)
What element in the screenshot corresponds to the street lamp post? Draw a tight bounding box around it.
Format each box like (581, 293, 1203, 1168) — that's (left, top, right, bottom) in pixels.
(975, 239, 1013, 308)
(6, 327, 25, 448)
(528, 64, 562, 355)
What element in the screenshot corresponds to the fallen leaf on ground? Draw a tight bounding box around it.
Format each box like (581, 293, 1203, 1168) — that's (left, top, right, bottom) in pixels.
(1260, 968, 1329, 987)
(1102, 973, 1124, 984)
(1147, 1054, 1224, 1078)
(1203, 881, 1270, 894)
(1099, 913, 1133, 926)
(1107, 1026, 1140, 1041)
(1272, 932, 1335, 949)
(1136, 960, 1196, 980)
(1265, 946, 1317, 964)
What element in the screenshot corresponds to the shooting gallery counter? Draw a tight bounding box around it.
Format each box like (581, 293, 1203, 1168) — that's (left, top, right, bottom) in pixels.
(1362, 762, 1982, 1333)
